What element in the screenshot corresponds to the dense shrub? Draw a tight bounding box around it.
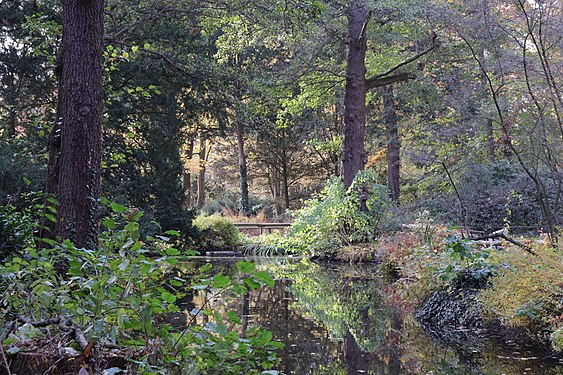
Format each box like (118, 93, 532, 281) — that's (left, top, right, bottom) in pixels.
(201, 190, 278, 219)
(0, 203, 35, 261)
(0, 141, 46, 205)
(479, 241, 563, 339)
(193, 214, 242, 250)
(274, 171, 391, 256)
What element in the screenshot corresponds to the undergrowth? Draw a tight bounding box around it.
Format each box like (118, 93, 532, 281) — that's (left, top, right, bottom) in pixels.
(378, 225, 563, 352)
(259, 171, 391, 257)
(0, 200, 282, 374)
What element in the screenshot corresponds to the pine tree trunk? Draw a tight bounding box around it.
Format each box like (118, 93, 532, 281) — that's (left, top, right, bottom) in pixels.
(341, 1, 369, 188)
(382, 85, 400, 202)
(45, 0, 104, 248)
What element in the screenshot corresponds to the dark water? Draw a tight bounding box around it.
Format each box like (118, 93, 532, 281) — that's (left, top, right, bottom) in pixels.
(176, 258, 563, 375)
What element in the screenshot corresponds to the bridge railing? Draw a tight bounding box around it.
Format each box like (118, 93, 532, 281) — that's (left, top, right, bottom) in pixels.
(233, 222, 291, 235)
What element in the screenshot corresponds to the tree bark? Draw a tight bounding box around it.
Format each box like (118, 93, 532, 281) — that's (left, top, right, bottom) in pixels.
(382, 85, 400, 202)
(341, 1, 369, 188)
(197, 135, 206, 208)
(236, 119, 250, 215)
(45, 0, 104, 248)
(182, 138, 194, 208)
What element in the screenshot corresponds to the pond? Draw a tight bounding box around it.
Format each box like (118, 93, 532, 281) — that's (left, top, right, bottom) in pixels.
(176, 258, 563, 375)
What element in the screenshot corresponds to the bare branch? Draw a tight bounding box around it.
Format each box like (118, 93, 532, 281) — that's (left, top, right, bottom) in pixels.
(365, 33, 439, 87)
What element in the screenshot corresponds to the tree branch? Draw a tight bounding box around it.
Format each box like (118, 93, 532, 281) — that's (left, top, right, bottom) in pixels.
(365, 72, 415, 90)
(365, 34, 439, 91)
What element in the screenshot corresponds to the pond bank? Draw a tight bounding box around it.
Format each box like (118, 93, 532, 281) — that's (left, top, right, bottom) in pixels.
(366, 229, 563, 358)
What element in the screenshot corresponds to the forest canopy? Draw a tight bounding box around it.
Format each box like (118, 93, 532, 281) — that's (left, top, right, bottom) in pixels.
(0, 0, 561, 242)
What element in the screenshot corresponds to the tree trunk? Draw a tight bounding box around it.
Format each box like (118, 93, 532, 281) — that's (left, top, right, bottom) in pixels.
(236, 119, 250, 215)
(382, 85, 400, 202)
(45, 0, 104, 248)
(197, 135, 206, 208)
(268, 167, 284, 216)
(341, 1, 369, 188)
(182, 138, 194, 208)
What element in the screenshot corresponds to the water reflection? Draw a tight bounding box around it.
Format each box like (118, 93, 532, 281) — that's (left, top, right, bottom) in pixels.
(175, 258, 563, 375)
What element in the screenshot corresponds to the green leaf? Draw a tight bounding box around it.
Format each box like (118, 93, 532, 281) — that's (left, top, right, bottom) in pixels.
(161, 291, 177, 304)
(254, 271, 275, 287)
(244, 277, 261, 290)
(199, 263, 213, 273)
(110, 202, 127, 213)
(165, 257, 178, 265)
(164, 230, 181, 237)
(23, 177, 31, 185)
(103, 217, 116, 229)
(46, 197, 59, 205)
(44, 213, 57, 223)
(226, 310, 242, 325)
(166, 248, 180, 256)
(236, 260, 256, 274)
(213, 274, 230, 288)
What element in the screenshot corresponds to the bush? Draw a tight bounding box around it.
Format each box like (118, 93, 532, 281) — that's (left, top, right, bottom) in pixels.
(193, 214, 242, 250)
(273, 171, 391, 256)
(201, 190, 277, 219)
(0, 204, 35, 261)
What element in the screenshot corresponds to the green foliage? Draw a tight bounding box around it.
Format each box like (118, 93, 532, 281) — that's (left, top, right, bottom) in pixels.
(0, 205, 282, 373)
(275, 171, 390, 256)
(551, 327, 563, 352)
(0, 203, 35, 261)
(0, 192, 58, 260)
(436, 234, 494, 283)
(478, 243, 563, 337)
(193, 214, 242, 250)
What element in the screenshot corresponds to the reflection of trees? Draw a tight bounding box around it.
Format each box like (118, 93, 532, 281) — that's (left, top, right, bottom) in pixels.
(248, 278, 343, 374)
(266, 260, 403, 374)
(173, 259, 562, 374)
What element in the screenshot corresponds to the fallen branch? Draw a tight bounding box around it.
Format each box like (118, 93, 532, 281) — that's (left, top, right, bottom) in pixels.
(10, 316, 89, 350)
(470, 229, 537, 256)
